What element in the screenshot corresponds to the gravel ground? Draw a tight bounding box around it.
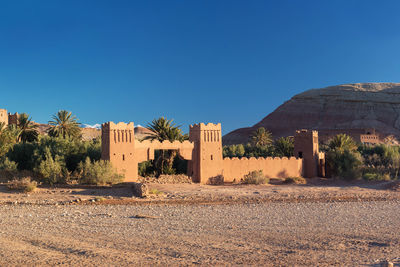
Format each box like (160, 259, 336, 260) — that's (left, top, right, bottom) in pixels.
(0, 201, 399, 266)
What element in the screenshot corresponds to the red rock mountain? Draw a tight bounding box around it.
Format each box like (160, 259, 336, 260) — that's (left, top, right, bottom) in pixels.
(223, 83, 400, 145)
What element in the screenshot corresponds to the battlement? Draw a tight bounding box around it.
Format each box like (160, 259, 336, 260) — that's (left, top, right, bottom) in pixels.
(189, 122, 221, 131)
(8, 112, 19, 125)
(295, 129, 318, 136)
(136, 139, 194, 150)
(223, 156, 300, 162)
(222, 156, 303, 182)
(101, 121, 134, 131)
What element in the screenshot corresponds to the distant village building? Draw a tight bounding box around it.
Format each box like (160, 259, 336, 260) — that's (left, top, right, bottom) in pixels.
(318, 128, 392, 145)
(0, 109, 19, 126)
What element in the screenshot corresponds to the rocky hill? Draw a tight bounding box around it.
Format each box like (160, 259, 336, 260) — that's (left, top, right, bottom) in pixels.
(223, 83, 400, 145)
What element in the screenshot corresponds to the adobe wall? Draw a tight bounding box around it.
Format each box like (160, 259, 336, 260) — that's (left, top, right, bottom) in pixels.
(0, 109, 7, 126)
(222, 157, 303, 182)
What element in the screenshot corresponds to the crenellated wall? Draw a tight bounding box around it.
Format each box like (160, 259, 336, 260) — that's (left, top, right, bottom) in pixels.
(101, 121, 321, 183)
(223, 157, 303, 182)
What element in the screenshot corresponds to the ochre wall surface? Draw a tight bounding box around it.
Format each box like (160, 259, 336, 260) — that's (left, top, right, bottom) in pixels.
(222, 157, 303, 182)
(0, 109, 7, 125)
(294, 130, 320, 178)
(101, 122, 137, 182)
(188, 123, 223, 183)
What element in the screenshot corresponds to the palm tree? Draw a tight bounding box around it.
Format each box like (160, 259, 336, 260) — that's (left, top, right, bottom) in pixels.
(250, 127, 273, 147)
(144, 117, 188, 142)
(144, 117, 188, 175)
(328, 134, 357, 152)
(18, 113, 38, 142)
(48, 110, 81, 139)
(274, 136, 294, 157)
(5, 124, 22, 143)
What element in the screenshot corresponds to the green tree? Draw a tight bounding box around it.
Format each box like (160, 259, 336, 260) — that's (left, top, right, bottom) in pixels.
(48, 110, 81, 139)
(326, 134, 362, 180)
(274, 136, 294, 157)
(143, 117, 188, 175)
(328, 134, 357, 152)
(326, 149, 363, 180)
(18, 113, 39, 142)
(250, 127, 273, 147)
(5, 124, 22, 144)
(0, 123, 18, 157)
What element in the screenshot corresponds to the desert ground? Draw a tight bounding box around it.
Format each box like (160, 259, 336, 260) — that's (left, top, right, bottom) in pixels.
(0, 179, 399, 266)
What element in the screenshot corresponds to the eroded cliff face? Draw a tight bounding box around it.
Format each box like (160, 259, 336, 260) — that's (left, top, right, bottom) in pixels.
(223, 83, 400, 145)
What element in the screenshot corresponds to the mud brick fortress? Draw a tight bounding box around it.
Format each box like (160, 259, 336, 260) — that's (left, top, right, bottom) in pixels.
(101, 122, 326, 183)
(0, 109, 19, 126)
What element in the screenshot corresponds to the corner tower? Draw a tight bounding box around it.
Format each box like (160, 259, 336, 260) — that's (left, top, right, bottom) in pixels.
(189, 123, 223, 184)
(0, 109, 8, 126)
(294, 129, 319, 178)
(101, 122, 137, 181)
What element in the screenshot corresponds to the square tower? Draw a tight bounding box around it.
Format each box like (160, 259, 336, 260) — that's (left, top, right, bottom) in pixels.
(101, 122, 137, 181)
(0, 109, 8, 126)
(188, 123, 223, 184)
(294, 129, 319, 178)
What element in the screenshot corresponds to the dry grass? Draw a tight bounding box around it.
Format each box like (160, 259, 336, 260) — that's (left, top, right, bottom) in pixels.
(241, 170, 269, 185)
(283, 177, 307, 184)
(148, 188, 164, 195)
(7, 177, 38, 193)
(207, 175, 224, 185)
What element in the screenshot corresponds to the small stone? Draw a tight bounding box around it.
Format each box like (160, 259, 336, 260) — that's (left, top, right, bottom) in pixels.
(381, 260, 394, 267)
(132, 182, 148, 198)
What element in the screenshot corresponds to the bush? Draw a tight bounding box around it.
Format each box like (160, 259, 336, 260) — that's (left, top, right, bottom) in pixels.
(241, 170, 269, 184)
(362, 172, 391, 181)
(148, 188, 163, 195)
(138, 160, 154, 177)
(7, 136, 101, 173)
(7, 177, 37, 193)
(77, 157, 124, 185)
(207, 175, 224, 185)
(283, 177, 306, 184)
(34, 147, 65, 184)
(326, 149, 362, 180)
(0, 157, 18, 172)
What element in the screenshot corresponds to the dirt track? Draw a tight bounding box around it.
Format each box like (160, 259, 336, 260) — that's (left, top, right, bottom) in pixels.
(0, 201, 399, 266)
(0, 180, 399, 266)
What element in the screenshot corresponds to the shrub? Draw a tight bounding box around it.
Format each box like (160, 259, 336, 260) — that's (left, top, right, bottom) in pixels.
(326, 149, 362, 180)
(148, 188, 163, 195)
(283, 177, 306, 184)
(362, 172, 391, 181)
(0, 157, 18, 172)
(34, 147, 64, 184)
(207, 175, 224, 185)
(7, 136, 101, 173)
(77, 157, 124, 185)
(241, 170, 269, 184)
(138, 160, 154, 177)
(7, 177, 37, 193)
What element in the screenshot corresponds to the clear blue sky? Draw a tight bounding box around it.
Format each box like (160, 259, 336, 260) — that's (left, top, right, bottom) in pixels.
(1, 1, 400, 134)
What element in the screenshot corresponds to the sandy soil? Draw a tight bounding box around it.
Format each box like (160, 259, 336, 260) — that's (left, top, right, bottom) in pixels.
(0, 179, 399, 266)
(0, 178, 399, 205)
